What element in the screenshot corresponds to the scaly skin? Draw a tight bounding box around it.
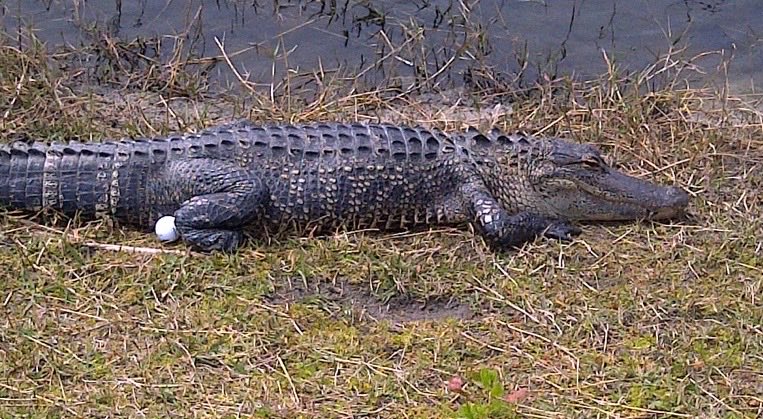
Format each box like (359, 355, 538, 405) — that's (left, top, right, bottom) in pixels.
(0, 121, 689, 251)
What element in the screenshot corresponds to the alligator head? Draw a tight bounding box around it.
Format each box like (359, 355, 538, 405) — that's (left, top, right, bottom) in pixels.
(483, 133, 689, 222)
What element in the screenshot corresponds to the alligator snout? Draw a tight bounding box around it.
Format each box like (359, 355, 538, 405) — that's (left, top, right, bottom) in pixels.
(563, 167, 691, 222)
(648, 186, 690, 220)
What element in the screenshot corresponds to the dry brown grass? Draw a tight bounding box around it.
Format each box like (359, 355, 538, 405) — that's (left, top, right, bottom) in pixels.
(0, 23, 762, 419)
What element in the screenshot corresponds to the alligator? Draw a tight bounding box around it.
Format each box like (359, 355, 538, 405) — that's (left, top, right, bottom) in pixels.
(0, 121, 689, 252)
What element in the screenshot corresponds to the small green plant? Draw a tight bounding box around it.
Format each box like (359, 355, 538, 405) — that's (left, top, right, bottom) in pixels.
(447, 368, 525, 419)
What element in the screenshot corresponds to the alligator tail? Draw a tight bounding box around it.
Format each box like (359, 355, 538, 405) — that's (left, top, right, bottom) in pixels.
(0, 141, 116, 218)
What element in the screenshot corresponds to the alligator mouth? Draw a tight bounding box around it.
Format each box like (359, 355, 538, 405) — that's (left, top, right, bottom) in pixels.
(646, 199, 689, 220)
(573, 168, 689, 221)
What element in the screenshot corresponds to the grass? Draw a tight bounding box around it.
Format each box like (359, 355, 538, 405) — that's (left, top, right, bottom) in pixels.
(1, 18, 762, 419)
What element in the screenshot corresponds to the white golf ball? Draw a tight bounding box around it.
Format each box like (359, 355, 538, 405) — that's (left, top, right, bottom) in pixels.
(155, 216, 180, 242)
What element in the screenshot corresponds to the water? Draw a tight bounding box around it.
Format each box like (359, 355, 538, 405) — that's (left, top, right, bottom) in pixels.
(1, 0, 760, 94)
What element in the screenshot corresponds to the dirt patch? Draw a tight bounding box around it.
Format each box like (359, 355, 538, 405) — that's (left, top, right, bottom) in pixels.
(267, 279, 474, 324)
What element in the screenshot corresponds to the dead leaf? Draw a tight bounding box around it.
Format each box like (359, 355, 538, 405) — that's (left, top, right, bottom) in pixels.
(504, 387, 529, 404)
(447, 375, 465, 392)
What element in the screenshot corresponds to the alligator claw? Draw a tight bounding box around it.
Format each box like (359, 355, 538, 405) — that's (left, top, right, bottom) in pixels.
(543, 221, 582, 242)
(180, 229, 243, 252)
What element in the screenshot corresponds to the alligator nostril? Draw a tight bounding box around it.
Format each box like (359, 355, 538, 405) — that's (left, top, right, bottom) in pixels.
(668, 187, 690, 207)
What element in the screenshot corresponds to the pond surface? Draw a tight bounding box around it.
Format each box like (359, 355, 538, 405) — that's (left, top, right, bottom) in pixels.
(2, 0, 760, 93)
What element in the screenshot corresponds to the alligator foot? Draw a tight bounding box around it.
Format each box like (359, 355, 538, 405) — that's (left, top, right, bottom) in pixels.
(477, 211, 580, 249)
(179, 228, 243, 252)
(542, 220, 582, 242)
(152, 158, 268, 252)
(463, 181, 580, 249)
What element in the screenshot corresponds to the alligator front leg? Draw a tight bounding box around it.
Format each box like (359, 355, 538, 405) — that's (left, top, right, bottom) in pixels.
(150, 158, 268, 252)
(462, 182, 581, 249)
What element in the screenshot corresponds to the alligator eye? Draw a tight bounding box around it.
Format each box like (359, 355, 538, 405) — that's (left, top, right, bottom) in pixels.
(580, 155, 604, 168)
(580, 159, 599, 167)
